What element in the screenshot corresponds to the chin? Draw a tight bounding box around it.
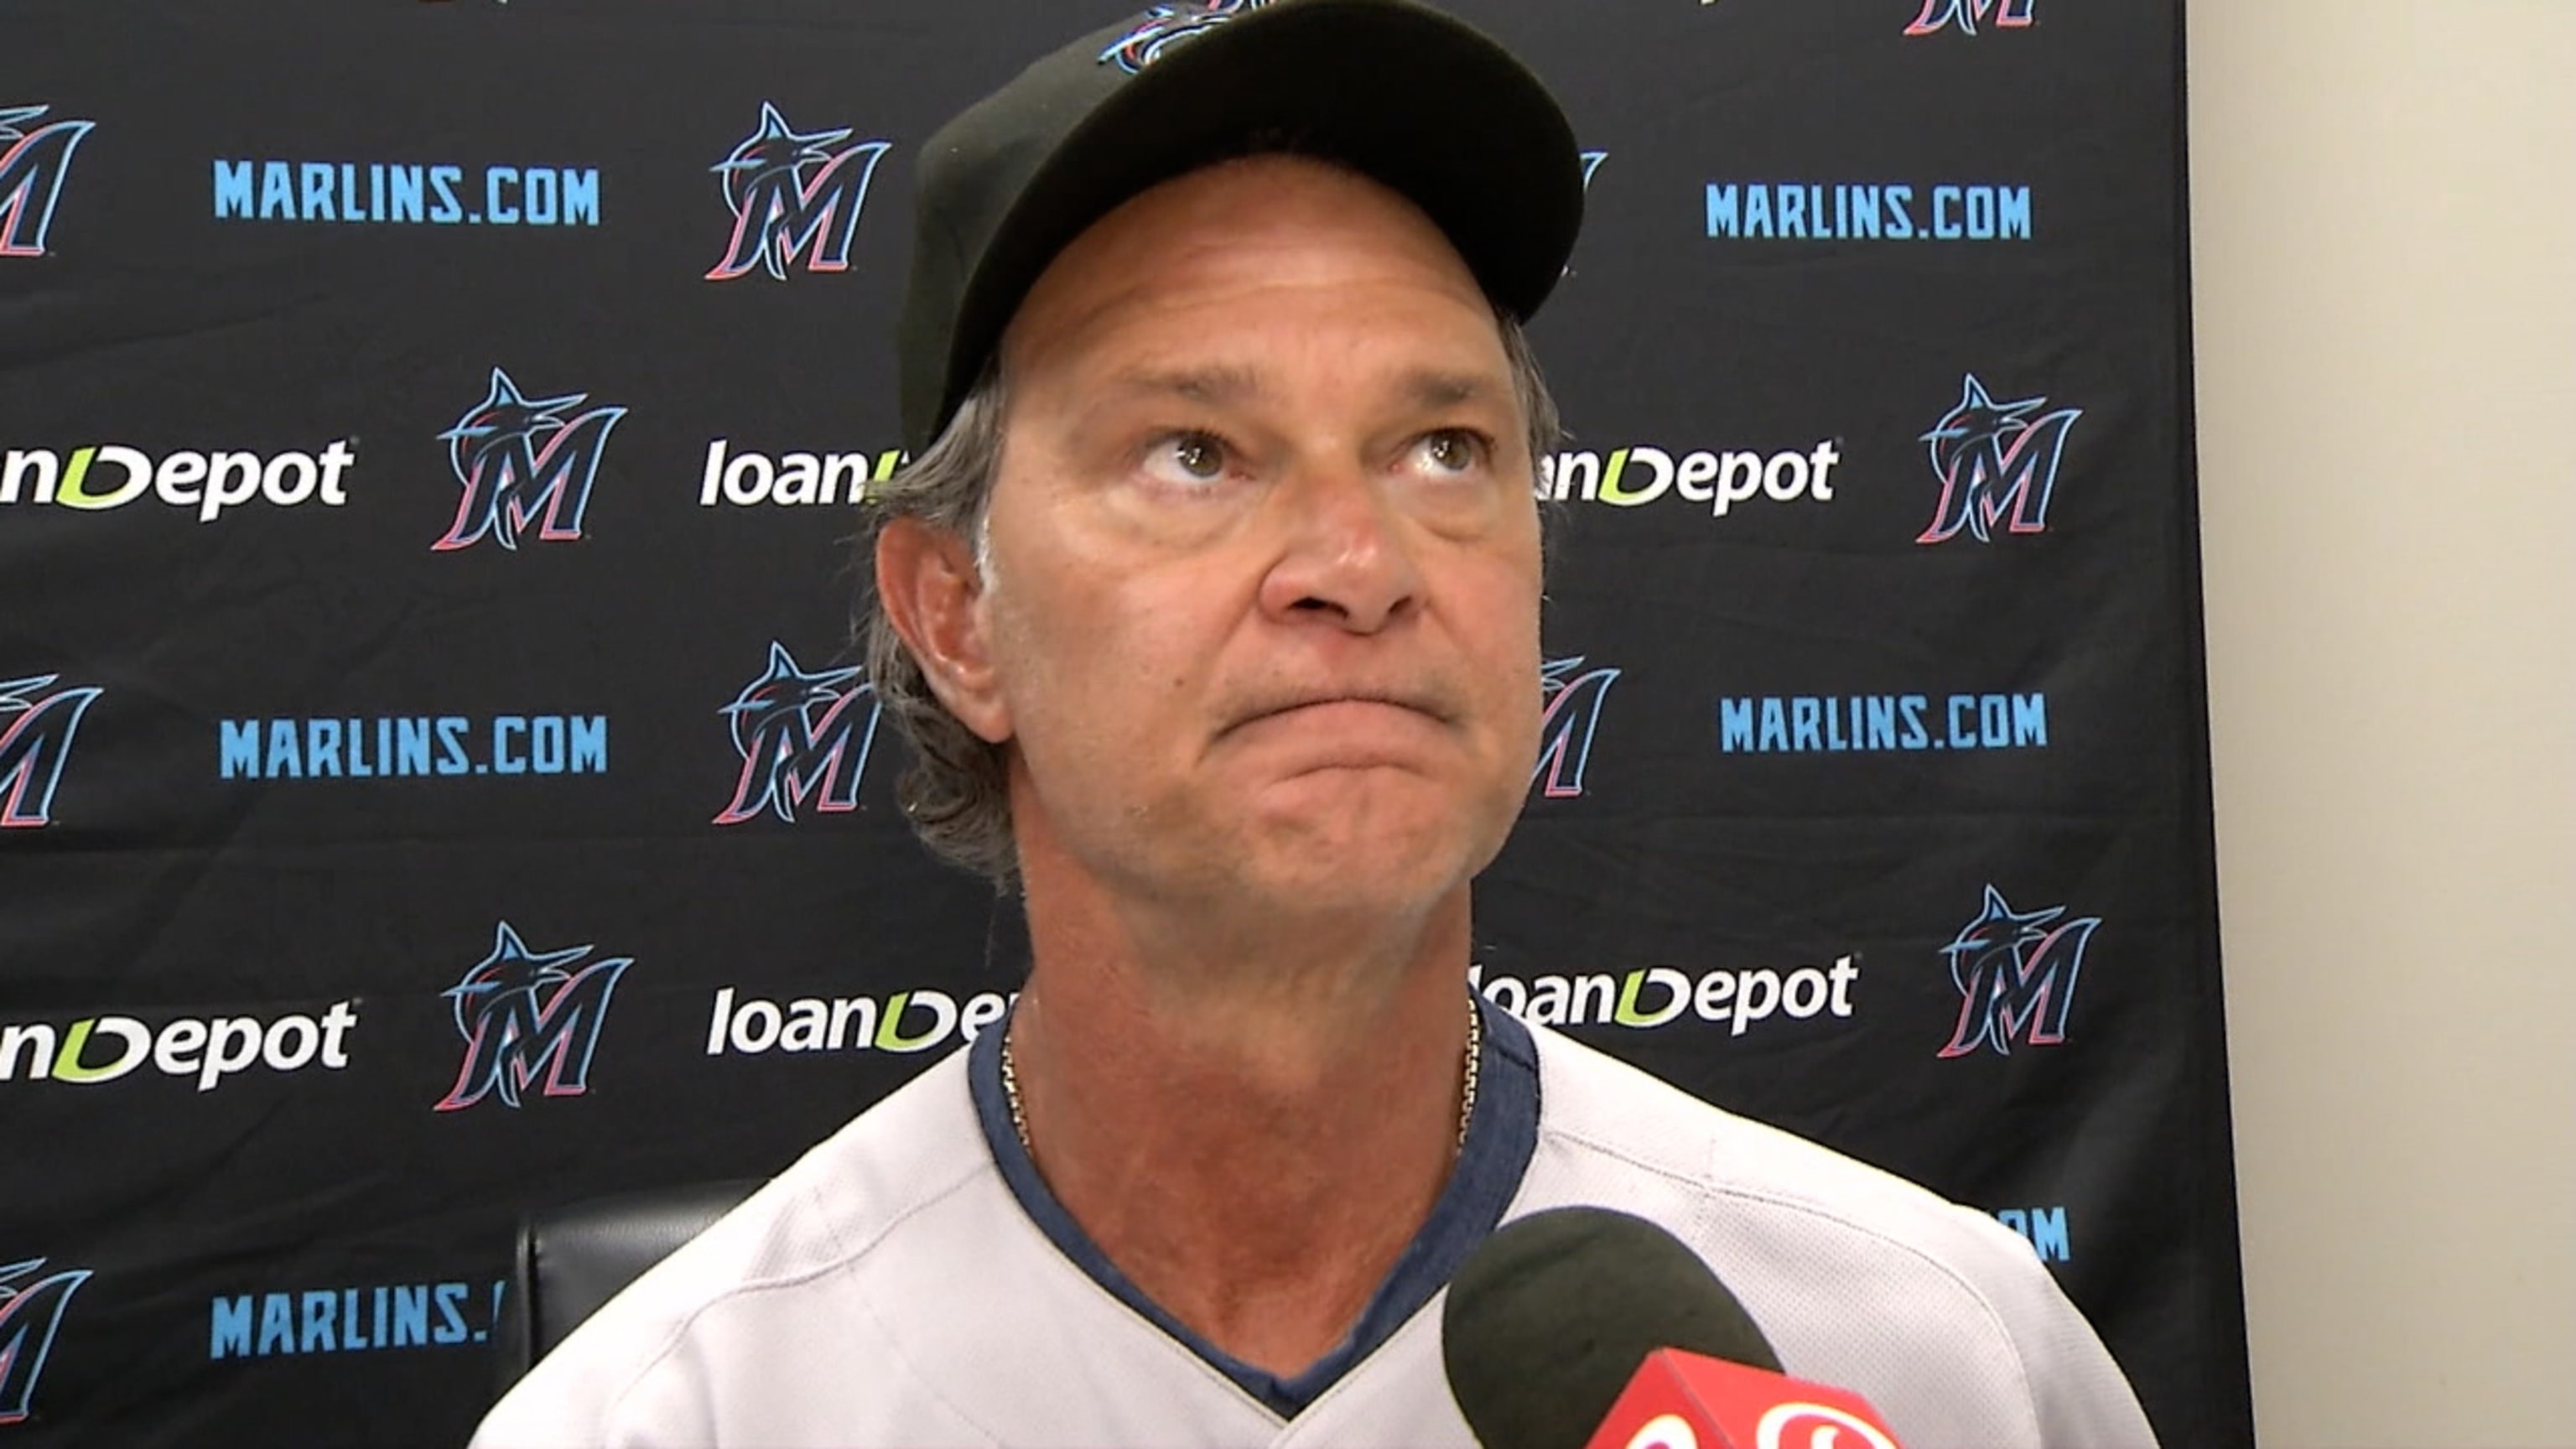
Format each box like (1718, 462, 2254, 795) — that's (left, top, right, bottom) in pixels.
(1234, 791, 1501, 916)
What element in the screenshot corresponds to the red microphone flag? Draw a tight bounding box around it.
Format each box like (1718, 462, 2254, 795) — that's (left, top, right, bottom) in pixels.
(1581, 1348, 1905, 1449)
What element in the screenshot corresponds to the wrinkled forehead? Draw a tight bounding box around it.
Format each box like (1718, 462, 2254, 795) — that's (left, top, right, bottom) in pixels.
(998, 153, 1504, 382)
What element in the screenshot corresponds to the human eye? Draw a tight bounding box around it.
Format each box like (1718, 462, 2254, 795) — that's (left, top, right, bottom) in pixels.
(1138, 429, 1234, 488)
(1404, 428, 1494, 479)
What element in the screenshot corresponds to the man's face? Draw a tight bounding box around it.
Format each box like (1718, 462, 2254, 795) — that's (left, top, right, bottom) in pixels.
(963, 154, 1543, 917)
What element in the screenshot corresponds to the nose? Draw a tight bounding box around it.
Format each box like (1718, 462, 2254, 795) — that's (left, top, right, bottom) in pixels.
(1255, 461, 1424, 634)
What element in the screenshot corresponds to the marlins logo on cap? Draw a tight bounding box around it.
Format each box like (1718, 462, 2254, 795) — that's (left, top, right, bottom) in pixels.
(1098, 1, 1278, 73)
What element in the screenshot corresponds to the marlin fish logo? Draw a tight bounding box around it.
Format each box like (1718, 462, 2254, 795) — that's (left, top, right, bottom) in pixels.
(0, 673, 102, 829)
(1935, 886, 2100, 1057)
(1098, 1, 1274, 74)
(434, 367, 626, 552)
(1533, 657, 1619, 799)
(0, 105, 96, 258)
(705, 102, 890, 283)
(1916, 373, 2080, 544)
(0, 1256, 91, 1425)
(433, 922, 632, 1111)
(713, 642, 878, 825)
(1905, 0, 2035, 35)
(1561, 152, 1610, 279)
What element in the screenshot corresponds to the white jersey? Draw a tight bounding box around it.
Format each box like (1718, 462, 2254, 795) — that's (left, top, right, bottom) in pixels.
(473, 1005, 2156, 1448)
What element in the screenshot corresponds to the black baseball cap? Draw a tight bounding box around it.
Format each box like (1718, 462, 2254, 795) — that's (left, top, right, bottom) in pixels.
(895, 0, 1586, 455)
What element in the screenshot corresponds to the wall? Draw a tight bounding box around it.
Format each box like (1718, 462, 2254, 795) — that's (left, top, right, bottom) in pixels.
(2189, 2, 2576, 1441)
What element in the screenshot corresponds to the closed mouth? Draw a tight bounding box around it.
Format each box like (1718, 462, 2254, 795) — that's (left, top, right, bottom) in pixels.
(1228, 692, 1449, 735)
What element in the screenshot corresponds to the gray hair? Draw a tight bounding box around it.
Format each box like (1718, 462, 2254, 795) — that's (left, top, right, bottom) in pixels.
(854, 306, 1564, 886)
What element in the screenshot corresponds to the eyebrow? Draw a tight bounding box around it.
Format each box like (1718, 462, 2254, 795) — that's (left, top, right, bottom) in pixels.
(1103, 365, 1505, 410)
(1397, 370, 1502, 410)
(1108, 364, 1262, 404)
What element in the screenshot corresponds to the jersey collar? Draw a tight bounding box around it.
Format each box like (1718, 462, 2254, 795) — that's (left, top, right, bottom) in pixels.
(967, 995, 1540, 1418)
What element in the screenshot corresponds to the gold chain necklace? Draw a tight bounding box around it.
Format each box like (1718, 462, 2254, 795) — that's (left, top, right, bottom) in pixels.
(1000, 995, 1483, 1158)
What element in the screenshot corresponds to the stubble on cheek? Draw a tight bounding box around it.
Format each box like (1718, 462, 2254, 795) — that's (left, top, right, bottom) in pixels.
(984, 564, 1206, 870)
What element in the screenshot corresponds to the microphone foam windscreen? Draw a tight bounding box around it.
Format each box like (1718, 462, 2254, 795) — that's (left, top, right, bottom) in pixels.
(1441, 1207, 1782, 1449)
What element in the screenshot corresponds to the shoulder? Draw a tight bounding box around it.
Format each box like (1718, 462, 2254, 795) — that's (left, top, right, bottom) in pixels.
(1528, 1022, 1996, 1250)
(1519, 1024, 2158, 1447)
(470, 1049, 1000, 1449)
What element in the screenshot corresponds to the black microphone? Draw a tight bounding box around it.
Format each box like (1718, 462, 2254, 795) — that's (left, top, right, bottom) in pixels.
(1441, 1207, 1783, 1449)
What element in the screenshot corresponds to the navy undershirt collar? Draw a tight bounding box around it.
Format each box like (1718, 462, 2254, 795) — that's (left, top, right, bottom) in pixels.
(967, 995, 1540, 1419)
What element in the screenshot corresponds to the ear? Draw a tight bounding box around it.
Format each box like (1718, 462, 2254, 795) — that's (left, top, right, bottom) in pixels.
(875, 517, 1012, 744)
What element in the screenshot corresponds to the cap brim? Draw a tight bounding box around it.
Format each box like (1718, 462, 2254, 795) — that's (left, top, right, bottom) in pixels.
(938, 0, 1582, 446)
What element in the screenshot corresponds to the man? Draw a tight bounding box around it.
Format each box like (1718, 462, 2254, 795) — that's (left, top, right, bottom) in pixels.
(475, 3, 2158, 1445)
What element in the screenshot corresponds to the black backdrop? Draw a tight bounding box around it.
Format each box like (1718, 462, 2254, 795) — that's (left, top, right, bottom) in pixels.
(0, 2, 2251, 1444)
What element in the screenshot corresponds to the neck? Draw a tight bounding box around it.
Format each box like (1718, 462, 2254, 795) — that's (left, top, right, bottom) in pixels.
(1005, 865, 1478, 1377)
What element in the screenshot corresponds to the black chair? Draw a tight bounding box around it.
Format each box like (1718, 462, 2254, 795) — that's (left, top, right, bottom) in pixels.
(495, 1178, 763, 1393)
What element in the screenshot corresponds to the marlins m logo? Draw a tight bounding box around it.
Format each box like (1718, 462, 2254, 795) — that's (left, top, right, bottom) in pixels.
(0, 106, 96, 258)
(1916, 373, 2080, 545)
(433, 922, 631, 1111)
(0, 674, 102, 829)
(714, 642, 878, 825)
(705, 103, 891, 283)
(1906, 0, 2035, 35)
(1533, 657, 1619, 799)
(1098, 1, 1275, 73)
(433, 367, 626, 552)
(1935, 886, 2101, 1057)
(0, 1257, 90, 1425)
